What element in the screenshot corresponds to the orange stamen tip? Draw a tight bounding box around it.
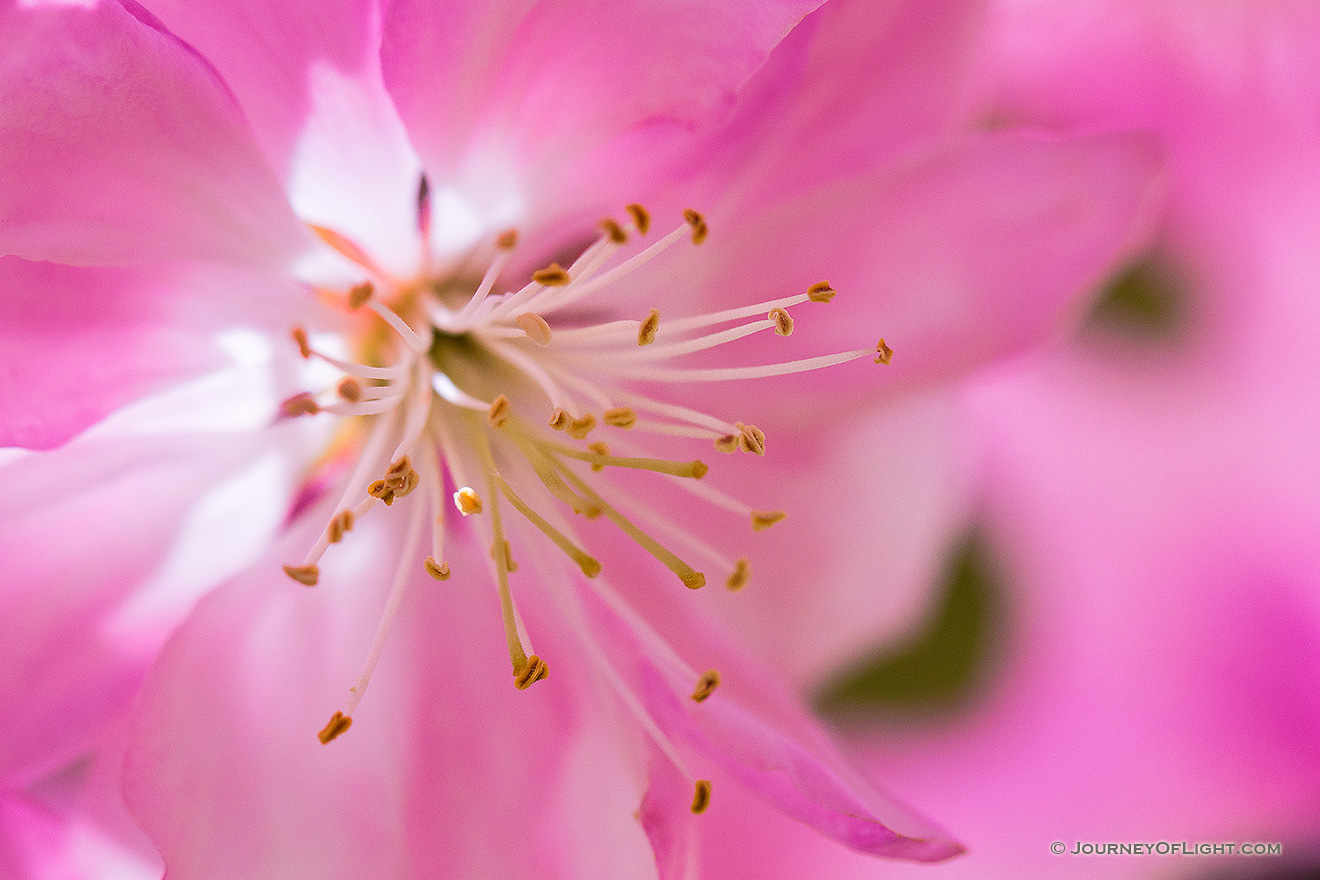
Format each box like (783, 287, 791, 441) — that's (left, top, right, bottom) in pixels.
(548, 408, 571, 431)
(692, 669, 721, 702)
(424, 556, 451, 581)
(318, 711, 352, 744)
(279, 392, 320, 418)
(626, 203, 651, 236)
(532, 262, 570, 286)
(727, 557, 750, 591)
(714, 434, 739, 454)
(603, 407, 637, 429)
(682, 571, 707, 590)
(514, 654, 549, 690)
(496, 228, 519, 250)
(683, 208, 708, 245)
(691, 461, 709, 480)
(768, 307, 794, 336)
(751, 510, 786, 532)
(691, 780, 712, 814)
(736, 423, 766, 456)
(567, 413, 596, 440)
(807, 281, 836, 303)
(638, 308, 661, 346)
(488, 394, 512, 428)
(454, 487, 483, 516)
(347, 282, 374, 309)
(599, 217, 627, 244)
(291, 327, 312, 359)
(875, 338, 893, 365)
(283, 564, 320, 587)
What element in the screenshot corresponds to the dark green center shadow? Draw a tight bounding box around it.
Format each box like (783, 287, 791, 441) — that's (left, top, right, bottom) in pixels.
(1083, 255, 1186, 341)
(814, 533, 1006, 722)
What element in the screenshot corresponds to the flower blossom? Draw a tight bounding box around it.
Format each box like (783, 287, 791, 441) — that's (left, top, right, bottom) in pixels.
(0, 0, 1160, 875)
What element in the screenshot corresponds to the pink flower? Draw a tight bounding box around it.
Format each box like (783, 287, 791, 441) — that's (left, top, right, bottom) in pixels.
(0, 0, 1160, 875)
(718, 3, 1320, 877)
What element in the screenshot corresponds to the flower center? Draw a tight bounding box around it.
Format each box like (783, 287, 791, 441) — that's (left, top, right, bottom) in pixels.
(278, 185, 891, 747)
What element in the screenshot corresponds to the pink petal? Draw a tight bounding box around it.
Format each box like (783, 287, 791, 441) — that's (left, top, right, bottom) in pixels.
(637, 752, 698, 880)
(636, 131, 1164, 409)
(124, 508, 654, 879)
(573, 580, 963, 862)
(380, 0, 824, 230)
(0, 256, 303, 450)
(0, 0, 307, 268)
(135, 0, 426, 276)
(0, 431, 275, 786)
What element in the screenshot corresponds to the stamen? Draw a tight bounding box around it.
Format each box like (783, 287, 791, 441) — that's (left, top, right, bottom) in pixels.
(308, 224, 385, 278)
(337, 377, 363, 402)
(638, 309, 661, 346)
(736, 423, 766, 456)
(587, 441, 609, 472)
(283, 564, 320, 586)
(567, 414, 596, 440)
(751, 510, 786, 531)
(768, 307, 794, 336)
(347, 281, 373, 309)
(626, 203, 651, 236)
(691, 780, 712, 814)
(682, 209, 709, 245)
(514, 311, 553, 346)
(454, 486, 483, 515)
(279, 392, 320, 418)
(495, 475, 602, 578)
(807, 280, 836, 303)
(599, 217, 627, 244)
(318, 711, 352, 744)
(590, 348, 878, 382)
(548, 408, 571, 431)
(416, 174, 432, 238)
(531, 262, 571, 286)
(875, 337, 894, 365)
(545, 442, 708, 479)
(424, 557, 451, 580)
(714, 435, 739, 454)
(726, 557, 750, 591)
(553, 460, 706, 589)
(496, 229, 519, 250)
(367, 298, 429, 354)
(291, 326, 313, 359)
(603, 407, 637, 429)
(692, 669, 720, 702)
(488, 394, 511, 429)
(326, 509, 355, 544)
(514, 655, 549, 690)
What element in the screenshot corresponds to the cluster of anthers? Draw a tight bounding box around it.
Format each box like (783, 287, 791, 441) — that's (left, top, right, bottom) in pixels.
(277, 191, 891, 801)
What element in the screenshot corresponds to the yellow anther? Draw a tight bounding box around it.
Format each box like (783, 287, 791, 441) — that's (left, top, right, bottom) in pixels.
(279, 392, 320, 418)
(291, 326, 312, 359)
(326, 510, 355, 544)
(691, 460, 709, 479)
(588, 441, 610, 471)
(336, 377, 363, 402)
(736, 423, 766, 456)
(875, 337, 893, 365)
(488, 394, 511, 428)
(367, 479, 396, 506)
(454, 487, 483, 515)
(807, 281, 836, 303)
(626, 203, 651, 236)
(514, 654, 549, 690)
(714, 434, 739, 454)
(548, 408, 571, 431)
(282, 564, 320, 586)
(347, 281, 374, 309)
(496, 228, 519, 250)
(599, 217, 627, 244)
(751, 510, 786, 532)
(603, 407, 637, 429)
(424, 556, 451, 581)
(691, 780, 712, 814)
(491, 539, 518, 572)
(638, 308, 661, 346)
(318, 711, 352, 744)
(532, 262, 570, 286)
(683, 208, 709, 245)
(727, 557, 750, 591)
(692, 669, 721, 702)
(682, 571, 707, 590)
(567, 413, 596, 440)
(768, 307, 794, 336)
(515, 312, 553, 346)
